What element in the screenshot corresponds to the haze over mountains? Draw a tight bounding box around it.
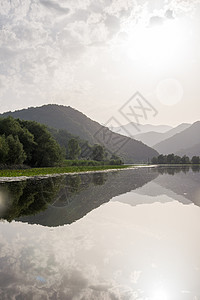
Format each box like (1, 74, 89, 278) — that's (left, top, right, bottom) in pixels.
(112, 120, 200, 157)
(134, 123, 191, 147)
(0, 104, 158, 163)
(112, 123, 172, 137)
(1, 104, 200, 159)
(154, 121, 200, 156)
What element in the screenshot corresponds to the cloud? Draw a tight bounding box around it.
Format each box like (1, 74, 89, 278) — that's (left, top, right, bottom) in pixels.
(149, 15, 164, 27)
(104, 14, 121, 37)
(39, 0, 70, 15)
(0, 0, 199, 114)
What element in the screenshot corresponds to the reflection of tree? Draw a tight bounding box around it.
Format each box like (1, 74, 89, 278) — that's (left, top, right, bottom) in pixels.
(1, 177, 64, 222)
(157, 166, 190, 175)
(0, 173, 104, 222)
(191, 165, 200, 173)
(1, 168, 160, 227)
(92, 173, 108, 186)
(55, 175, 82, 205)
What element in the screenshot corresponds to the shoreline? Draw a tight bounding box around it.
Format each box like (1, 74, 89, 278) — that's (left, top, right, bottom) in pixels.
(0, 165, 156, 183)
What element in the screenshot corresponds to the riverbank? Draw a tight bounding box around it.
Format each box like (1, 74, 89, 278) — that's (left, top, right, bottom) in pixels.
(0, 165, 138, 182)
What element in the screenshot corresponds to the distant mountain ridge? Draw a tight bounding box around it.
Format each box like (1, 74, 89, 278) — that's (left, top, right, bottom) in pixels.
(111, 123, 172, 137)
(153, 121, 200, 155)
(0, 104, 158, 163)
(134, 123, 191, 147)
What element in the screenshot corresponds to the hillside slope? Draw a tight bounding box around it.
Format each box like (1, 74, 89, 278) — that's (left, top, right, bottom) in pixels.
(153, 121, 200, 154)
(134, 123, 191, 147)
(0, 104, 158, 163)
(112, 123, 172, 137)
(176, 143, 200, 158)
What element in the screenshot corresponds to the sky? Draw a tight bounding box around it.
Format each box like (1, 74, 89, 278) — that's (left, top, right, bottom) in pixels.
(1, 0, 200, 127)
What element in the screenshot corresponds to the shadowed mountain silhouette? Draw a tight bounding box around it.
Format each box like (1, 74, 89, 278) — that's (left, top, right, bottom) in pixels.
(0, 104, 158, 163)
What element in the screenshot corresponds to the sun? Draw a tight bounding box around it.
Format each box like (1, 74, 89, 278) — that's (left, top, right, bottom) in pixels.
(124, 18, 186, 69)
(156, 78, 184, 106)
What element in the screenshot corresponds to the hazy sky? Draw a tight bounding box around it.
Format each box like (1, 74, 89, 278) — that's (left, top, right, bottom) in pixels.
(1, 0, 200, 126)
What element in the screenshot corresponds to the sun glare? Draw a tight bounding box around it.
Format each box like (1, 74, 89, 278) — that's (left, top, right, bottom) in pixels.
(125, 18, 186, 69)
(151, 287, 169, 300)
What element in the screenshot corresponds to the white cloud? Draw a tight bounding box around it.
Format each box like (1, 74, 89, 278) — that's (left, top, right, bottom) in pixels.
(0, 0, 200, 127)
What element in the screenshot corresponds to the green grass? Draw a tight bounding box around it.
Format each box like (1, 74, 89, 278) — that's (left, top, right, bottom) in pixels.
(0, 165, 132, 178)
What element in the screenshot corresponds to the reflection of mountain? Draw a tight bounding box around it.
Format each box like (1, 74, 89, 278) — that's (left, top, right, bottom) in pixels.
(1, 167, 200, 227)
(135, 181, 192, 204)
(124, 167, 200, 208)
(113, 180, 192, 207)
(132, 166, 200, 206)
(0, 168, 158, 227)
(154, 167, 200, 207)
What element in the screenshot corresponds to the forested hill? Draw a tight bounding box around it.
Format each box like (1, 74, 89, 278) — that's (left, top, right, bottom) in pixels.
(0, 104, 159, 163)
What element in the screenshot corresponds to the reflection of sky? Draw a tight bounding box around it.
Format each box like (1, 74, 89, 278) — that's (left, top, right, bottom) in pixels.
(0, 194, 200, 299)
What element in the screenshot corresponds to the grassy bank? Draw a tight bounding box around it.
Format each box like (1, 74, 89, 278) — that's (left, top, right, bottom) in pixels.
(0, 165, 132, 178)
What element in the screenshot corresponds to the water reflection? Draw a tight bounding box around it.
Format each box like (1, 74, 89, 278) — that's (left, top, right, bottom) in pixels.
(0, 167, 200, 299)
(0, 168, 158, 226)
(0, 166, 200, 226)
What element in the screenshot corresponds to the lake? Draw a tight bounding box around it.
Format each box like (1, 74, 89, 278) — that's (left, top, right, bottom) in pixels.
(0, 166, 200, 299)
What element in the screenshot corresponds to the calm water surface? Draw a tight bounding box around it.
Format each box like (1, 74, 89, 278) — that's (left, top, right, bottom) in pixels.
(0, 166, 200, 300)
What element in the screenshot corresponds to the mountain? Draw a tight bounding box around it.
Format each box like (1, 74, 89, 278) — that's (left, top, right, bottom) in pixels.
(111, 123, 172, 137)
(176, 143, 200, 158)
(133, 131, 164, 147)
(134, 123, 191, 147)
(0, 104, 158, 163)
(153, 121, 200, 155)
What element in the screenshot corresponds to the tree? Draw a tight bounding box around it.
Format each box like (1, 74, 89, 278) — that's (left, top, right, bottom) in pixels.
(68, 139, 81, 159)
(0, 135, 9, 164)
(80, 141, 93, 159)
(174, 155, 181, 164)
(181, 155, 190, 164)
(6, 135, 27, 164)
(17, 123, 36, 162)
(151, 157, 158, 164)
(191, 156, 200, 164)
(167, 154, 175, 164)
(92, 144, 105, 161)
(110, 154, 123, 165)
(0, 117, 36, 164)
(0, 116, 22, 136)
(19, 120, 63, 167)
(0, 117, 64, 167)
(157, 154, 166, 164)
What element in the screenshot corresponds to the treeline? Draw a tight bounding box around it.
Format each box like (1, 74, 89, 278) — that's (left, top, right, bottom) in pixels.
(0, 117, 63, 167)
(50, 127, 123, 164)
(64, 138, 123, 165)
(0, 117, 123, 168)
(151, 154, 200, 164)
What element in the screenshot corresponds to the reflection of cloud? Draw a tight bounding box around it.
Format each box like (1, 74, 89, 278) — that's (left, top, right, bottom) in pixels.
(0, 197, 200, 299)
